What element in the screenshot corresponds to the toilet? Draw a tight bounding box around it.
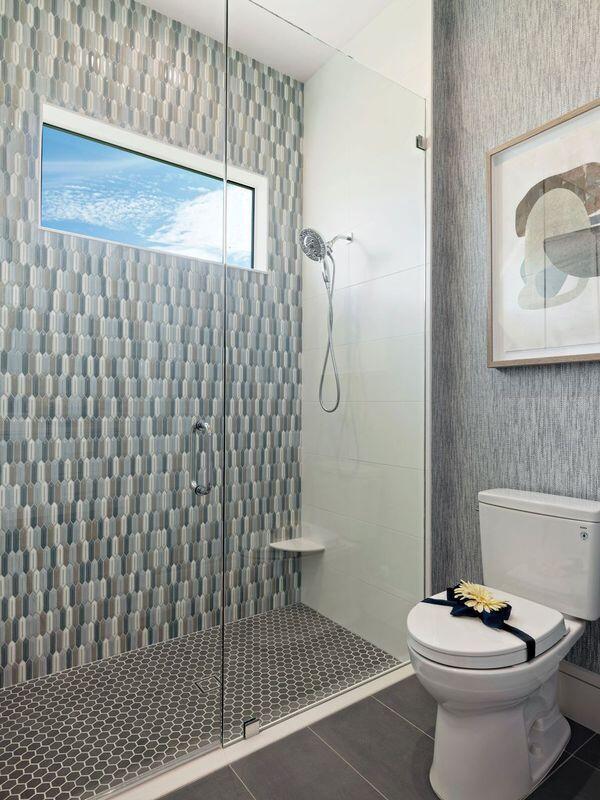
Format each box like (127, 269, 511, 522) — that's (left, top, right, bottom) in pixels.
(407, 489, 600, 800)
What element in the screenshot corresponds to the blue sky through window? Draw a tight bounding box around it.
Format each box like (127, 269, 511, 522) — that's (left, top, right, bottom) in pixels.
(41, 125, 254, 268)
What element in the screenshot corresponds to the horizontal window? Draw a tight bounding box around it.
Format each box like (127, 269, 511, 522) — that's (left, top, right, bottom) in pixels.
(39, 106, 268, 271)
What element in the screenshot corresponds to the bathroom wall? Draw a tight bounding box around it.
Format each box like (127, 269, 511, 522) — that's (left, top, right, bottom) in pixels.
(300, 52, 426, 659)
(0, 0, 302, 687)
(344, 0, 431, 100)
(432, 0, 600, 673)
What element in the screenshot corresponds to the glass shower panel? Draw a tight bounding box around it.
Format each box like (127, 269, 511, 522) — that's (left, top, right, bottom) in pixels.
(223, 0, 426, 743)
(0, 0, 226, 795)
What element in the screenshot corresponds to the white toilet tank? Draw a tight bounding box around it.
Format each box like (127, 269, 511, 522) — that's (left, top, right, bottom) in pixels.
(479, 489, 600, 620)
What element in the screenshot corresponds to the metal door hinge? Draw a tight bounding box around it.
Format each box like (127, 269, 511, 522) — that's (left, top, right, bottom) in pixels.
(243, 718, 260, 738)
(416, 134, 427, 151)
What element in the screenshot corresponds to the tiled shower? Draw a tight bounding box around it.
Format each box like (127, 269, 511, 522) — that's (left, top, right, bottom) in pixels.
(0, 0, 426, 797)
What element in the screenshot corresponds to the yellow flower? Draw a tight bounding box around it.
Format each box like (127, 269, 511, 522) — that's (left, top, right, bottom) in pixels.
(455, 580, 508, 614)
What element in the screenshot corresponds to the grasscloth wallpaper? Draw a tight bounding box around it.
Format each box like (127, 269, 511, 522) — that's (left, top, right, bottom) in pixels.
(432, 0, 600, 673)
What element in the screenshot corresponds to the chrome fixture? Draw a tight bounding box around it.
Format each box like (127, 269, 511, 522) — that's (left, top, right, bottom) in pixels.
(191, 418, 213, 496)
(299, 227, 352, 413)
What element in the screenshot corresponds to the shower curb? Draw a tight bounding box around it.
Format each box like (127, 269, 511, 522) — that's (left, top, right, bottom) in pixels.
(106, 663, 414, 800)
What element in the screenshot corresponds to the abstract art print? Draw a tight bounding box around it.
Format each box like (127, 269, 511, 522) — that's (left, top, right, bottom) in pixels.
(488, 99, 600, 366)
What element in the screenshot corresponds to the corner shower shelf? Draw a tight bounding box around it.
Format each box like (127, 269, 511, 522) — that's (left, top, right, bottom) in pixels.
(269, 537, 325, 554)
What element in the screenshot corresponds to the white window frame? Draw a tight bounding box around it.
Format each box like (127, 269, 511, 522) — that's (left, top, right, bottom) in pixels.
(40, 104, 269, 272)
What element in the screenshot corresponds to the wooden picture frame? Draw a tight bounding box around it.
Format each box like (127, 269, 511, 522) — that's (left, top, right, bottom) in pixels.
(487, 98, 600, 367)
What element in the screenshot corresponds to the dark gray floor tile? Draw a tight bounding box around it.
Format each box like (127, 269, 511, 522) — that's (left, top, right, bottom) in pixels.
(232, 728, 383, 800)
(565, 721, 596, 754)
(312, 697, 437, 800)
(374, 674, 437, 736)
(163, 768, 253, 800)
(549, 750, 572, 775)
(534, 719, 595, 779)
(531, 756, 600, 799)
(575, 734, 600, 768)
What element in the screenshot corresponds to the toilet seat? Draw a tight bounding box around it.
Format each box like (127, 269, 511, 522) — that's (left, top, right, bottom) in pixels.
(407, 588, 567, 669)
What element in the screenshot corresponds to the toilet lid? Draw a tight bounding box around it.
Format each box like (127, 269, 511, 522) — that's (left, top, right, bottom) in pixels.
(407, 588, 567, 669)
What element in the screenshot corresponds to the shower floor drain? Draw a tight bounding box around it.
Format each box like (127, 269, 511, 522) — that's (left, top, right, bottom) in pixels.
(0, 604, 399, 800)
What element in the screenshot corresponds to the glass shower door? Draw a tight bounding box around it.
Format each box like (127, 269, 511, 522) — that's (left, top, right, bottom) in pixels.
(221, 0, 426, 743)
(0, 0, 228, 795)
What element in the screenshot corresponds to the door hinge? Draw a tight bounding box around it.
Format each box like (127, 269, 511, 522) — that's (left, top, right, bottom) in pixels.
(243, 718, 260, 738)
(416, 134, 427, 151)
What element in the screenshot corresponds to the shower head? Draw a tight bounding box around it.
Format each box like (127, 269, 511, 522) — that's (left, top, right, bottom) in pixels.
(299, 228, 327, 262)
(299, 228, 354, 261)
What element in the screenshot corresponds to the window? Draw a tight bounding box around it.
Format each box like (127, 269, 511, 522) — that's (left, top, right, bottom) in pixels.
(40, 105, 268, 270)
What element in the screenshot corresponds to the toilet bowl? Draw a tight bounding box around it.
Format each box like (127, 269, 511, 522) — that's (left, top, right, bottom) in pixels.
(408, 597, 584, 800)
(409, 489, 600, 800)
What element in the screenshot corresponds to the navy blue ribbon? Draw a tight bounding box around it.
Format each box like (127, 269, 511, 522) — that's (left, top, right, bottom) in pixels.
(422, 585, 536, 662)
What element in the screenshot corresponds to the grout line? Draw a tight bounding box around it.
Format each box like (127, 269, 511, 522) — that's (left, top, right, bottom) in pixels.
(302, 399, 425, 406)
(572, 749, 600, 774)
(534, 731, 600, 786)
(546, 751, 575, 779)
(301, 501, 423, 540)
(372, 696, 435, 740)
(572, 753, 600, 774)
(569, 730, 597, 758)
(301, 330, 426, 353)
(307, 727, 392, 800)
(294, 556, 420, 607)
(302, 262, 427, 303)
(229, 764, 259, 800)
(302, 451, 423, 473)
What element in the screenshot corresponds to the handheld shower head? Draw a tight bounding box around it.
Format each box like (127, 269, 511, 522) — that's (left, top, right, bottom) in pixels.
(299, 228, 327, 262)
(299, 227, 353, 414)
(299, 228, 353, 262)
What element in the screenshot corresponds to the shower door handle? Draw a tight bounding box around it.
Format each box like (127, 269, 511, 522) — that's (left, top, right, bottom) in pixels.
(191, 418, 213, 496)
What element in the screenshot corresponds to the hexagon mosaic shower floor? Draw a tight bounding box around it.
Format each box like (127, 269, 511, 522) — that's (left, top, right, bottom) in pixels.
(0, 603, 399, 800)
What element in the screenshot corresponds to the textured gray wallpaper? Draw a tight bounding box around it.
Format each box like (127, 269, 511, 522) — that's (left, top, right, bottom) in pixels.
(0, 0, 302, 687)
(432, 0, 600, 673)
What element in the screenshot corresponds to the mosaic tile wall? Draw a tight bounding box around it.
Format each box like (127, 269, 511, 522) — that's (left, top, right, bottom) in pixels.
(224, 49, 302, 623)
(0, 0, 302, 687)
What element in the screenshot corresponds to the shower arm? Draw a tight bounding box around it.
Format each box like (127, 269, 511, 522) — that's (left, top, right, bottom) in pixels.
(326, 233, 353, 252)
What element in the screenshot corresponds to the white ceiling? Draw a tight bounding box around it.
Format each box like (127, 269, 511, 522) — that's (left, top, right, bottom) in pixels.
(141, 0, 395, 81)
(252, 0, 395, 49)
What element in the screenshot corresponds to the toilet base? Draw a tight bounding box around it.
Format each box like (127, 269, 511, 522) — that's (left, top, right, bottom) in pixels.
(409, 615, 585, 800)
(427, 672, 569, 800)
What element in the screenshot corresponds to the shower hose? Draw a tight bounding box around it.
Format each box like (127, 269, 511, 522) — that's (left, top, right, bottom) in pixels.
(319, 251, 341, 413)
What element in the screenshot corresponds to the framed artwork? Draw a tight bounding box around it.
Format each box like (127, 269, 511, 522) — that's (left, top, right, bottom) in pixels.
(487, 99, 600, 367)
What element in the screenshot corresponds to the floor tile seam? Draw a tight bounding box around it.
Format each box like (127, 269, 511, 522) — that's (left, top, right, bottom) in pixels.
(371, 695, 435, 740)
(569, 731, 598, 756)
(545, 751, 575, 779)
(571, 752, 600, 773)
(307, 726, 392, 800)
(229, 763, 260, 800)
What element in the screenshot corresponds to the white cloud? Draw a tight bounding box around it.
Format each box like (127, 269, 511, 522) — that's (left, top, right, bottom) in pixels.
(43, 176, 253, 266)
(150, 185, 253, 265)
(43, 186, 167, 237)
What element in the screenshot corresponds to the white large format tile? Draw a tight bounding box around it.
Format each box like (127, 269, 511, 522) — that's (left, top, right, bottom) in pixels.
(300, 38, 425, 660)
(302, 266, 425, 351)
(301, 559, 413, 661)
(302, 452, 423, 535)
(302, 503, 423, 602)
(302, 400, 424, 470)
(303, 53, 425, 298)
(303, 333, 425, 404)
